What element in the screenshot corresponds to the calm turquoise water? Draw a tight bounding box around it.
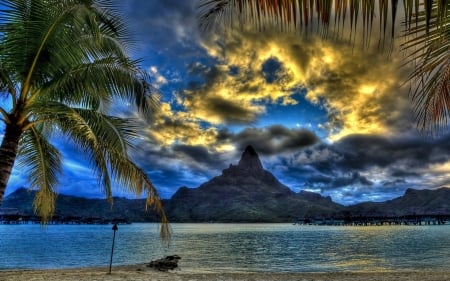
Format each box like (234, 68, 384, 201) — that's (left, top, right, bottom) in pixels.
(0, 223, 449, 272)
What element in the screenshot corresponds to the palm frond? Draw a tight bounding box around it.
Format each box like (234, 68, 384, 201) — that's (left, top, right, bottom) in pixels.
(106, 151, 171, 242)
(198, 0, 396, 41)
(28, 101, 131, 201)
(0, 65, 16, 99)
(37, 57, 143, 109)
(401, 0, 450, 134)
(198, 0, 447, 38)
(27, 100, 170, 239)
(16, 126, 62, 222)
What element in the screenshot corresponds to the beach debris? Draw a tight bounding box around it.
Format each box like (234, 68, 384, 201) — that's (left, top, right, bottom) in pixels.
(147, 255, 181, 271)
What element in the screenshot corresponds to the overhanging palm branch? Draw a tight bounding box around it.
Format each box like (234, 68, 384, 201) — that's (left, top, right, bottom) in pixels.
(198, 0, 399, 40)
(401, 1, 450, 134)
(197, 0, 450, 133)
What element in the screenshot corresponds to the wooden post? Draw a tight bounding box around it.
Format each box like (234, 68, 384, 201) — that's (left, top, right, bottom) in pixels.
(108, 223, 118, 274)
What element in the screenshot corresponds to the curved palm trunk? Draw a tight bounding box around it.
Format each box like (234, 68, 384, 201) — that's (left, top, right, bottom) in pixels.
(0, 123, 23, 204)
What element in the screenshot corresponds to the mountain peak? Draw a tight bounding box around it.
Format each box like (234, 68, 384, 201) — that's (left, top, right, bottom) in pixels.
(238, 145, 263, 171)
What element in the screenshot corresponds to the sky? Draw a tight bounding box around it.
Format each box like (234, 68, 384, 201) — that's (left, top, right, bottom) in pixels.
(3, 0, 450, 205)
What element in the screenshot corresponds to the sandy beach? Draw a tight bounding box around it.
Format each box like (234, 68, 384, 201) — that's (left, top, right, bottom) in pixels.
(1, 265, 449, 281)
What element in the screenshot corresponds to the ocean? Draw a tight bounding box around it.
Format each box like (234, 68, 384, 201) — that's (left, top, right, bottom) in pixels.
(0, 223, 449, 272)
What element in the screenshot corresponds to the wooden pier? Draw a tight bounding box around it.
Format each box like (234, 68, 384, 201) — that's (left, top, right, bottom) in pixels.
(0, 208, 130, 225)
(294, 214, 449, 226)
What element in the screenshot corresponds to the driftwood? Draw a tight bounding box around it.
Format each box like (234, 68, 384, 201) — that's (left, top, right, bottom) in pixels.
(147, 255, 181, 271)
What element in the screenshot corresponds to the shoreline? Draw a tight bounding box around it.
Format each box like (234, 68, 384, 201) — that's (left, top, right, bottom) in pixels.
(1, 265, 450, 281)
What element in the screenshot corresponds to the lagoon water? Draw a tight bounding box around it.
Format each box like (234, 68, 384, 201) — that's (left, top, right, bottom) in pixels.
(0, 223, 449, 272)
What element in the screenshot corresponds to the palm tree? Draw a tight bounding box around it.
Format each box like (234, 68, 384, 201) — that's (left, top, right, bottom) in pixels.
(197, 0, 449, 133)
(0, 0, 169, 239)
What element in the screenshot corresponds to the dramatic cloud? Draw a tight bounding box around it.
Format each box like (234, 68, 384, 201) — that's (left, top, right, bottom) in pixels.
(134, 123, 318, 169)
(181, 66, 264, 123)
(144, 102, 222, 148)
(217, 125, 319, 155)
(280, 134, 450, 203)
(120, 0, 416, 147)
(304, 172, 373, 189)
(198, 29, 415, 140)
(178, 57, 299, 124)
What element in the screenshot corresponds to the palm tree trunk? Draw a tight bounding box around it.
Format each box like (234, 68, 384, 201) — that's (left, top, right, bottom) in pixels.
(0, 123, 23, 204)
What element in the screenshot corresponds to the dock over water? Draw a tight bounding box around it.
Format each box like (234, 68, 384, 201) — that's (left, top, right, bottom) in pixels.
(295, 214, 449, 226)
(0, 208, 130, 225)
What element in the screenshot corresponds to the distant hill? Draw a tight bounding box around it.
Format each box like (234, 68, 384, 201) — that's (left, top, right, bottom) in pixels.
(2, 187, 161, 222)
(2, 145, 450, 222)
(346, 187, 450, 216)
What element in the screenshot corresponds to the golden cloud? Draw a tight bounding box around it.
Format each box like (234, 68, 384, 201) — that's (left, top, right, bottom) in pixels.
(143, 27, 414, 150)
(144, 102, 233, 152)
(177, 34, 305, 125)
(196, 30, 414, 141)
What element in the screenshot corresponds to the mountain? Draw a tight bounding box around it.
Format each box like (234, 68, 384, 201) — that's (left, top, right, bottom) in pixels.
(164, 145, 343, 222)
(346, 187, 450, 216)
(2, 146, 450, 222)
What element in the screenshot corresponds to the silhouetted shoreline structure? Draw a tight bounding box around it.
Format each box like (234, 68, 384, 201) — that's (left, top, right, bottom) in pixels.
(294, 214, 449, 226)
(1, 207, 447, 226)
(0, 208, 130, 225)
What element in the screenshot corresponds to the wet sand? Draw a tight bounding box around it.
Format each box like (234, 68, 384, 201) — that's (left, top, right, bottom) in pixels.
(1, 265, 449, 281)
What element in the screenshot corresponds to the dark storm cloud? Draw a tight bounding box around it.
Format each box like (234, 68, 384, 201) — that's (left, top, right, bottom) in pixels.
(208, 96, 259, 123)
(381, 179, 407, 187)
(182, 64, 262, 124)
(137, 124, 320, 171)
(304, 172, 373, 190)
(128, 142, 229, 195)
(390, 170, 421, 178)
(131, 141, 224, 173)
(171, 144, 224, 169)
(218, 125, 319, 155)
(293, 134, 450, 176)
(291, 133, 450, 196)
(331, 134, 450, 171)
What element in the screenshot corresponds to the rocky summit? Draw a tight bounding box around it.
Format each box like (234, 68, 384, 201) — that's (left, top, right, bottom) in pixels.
(236, 145, 264, 173)
(164, 145, 343, 222)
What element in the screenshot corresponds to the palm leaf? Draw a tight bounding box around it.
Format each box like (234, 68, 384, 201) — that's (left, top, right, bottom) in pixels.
(27, 100, 170, 240)
(16, 126, 62, 222)
(106, 151, 171, 243)
(28, 101, 129, 200)
(401, 0, 450, 134)
(198, 0, 392, 39)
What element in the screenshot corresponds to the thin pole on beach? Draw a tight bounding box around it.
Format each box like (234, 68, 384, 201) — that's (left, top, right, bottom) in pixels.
(108, 223, 118, 274)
